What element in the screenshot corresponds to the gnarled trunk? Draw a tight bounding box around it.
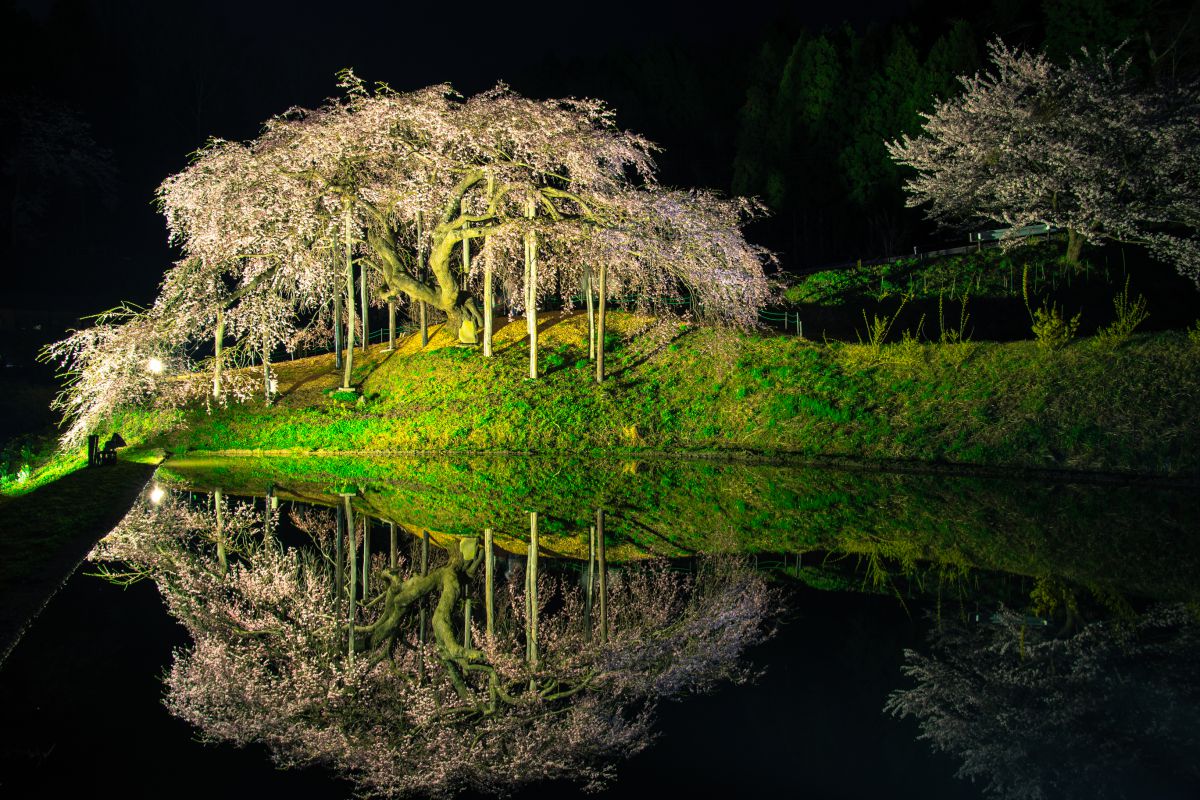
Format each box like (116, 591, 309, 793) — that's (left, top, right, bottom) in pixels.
(1066, 228, 1084, 265)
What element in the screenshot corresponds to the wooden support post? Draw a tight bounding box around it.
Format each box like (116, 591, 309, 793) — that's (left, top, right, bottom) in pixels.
(333, 296, 342, 369)
(525, 201, 538, 378)
(214, 488, 226, 575)
(361, 515, 369, 599)
(343, 493, 356, 663)
(360, 258, 369, 351)
(212, 310, 224, 399)
(484, 527, 495, 639)
(597, 508, 607, 643)
(387, 301, 396, 351)
(595, 263, 607, 383)
(418, 211, 428, 347)
(389, 521, 397, 570)
(341, 203, 355, 391)
(585, 267, 596, 360)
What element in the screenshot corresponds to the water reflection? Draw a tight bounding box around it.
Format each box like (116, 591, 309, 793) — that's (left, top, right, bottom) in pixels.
(887, 606, 1200, 799)
(92, 490, 776, 796)
(88, 456, 1200, 798)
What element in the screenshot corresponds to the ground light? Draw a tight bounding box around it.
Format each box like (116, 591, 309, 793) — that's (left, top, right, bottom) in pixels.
(147, 357, 165, 375)
(149, 485, 165, 504)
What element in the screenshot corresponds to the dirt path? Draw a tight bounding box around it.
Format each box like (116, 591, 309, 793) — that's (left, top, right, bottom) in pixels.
(0, 459, 158, 665)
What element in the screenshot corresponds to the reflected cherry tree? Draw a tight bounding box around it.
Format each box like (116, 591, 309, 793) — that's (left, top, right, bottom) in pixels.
(886, 605, 1200, 799)
(92, 493, 777, 797)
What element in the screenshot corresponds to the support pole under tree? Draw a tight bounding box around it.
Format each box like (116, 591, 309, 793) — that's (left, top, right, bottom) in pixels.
(361, 515, 369, 599)
(388, 521, 397, 569)
(585, 267, 596, 361)
(584, 524, 595, 640)
(484, 527, 495, 639)
(261, 335, 271, 404)
(526, 199, 538, 379)
(360, 258, 369, 351)
(333, 296, 342, 369)
(335, 503, 344, 616)
(387, 301, 396, 351)
(597, 507, 607, 643)
(462, 230, 471, 293)
(417, 211, 428, 348)
(215, 488, 227, 575)
(212, 309, 224, 399)
(341, 203, 355, 391)
(483, 240, 494, 357)
(483, 172, 495, 358)
(463, 598, 472, 650)
(595, 263, 607, 384)
(343, 493, 356, 663)
(528, 512, 539, 667)
(418, 529, 428, 680)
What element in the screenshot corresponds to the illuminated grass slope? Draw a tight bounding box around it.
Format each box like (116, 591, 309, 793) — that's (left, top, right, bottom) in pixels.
(138, 311, 1200, 476)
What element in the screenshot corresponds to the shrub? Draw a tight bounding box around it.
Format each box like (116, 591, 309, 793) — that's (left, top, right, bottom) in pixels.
(1031, 303, 1081, 350)
(1096, 278, 1149, 347)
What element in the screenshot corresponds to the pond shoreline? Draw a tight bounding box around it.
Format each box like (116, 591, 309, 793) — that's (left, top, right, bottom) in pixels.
(0, 459, 158, 666)
(170, 446, 1200, 488)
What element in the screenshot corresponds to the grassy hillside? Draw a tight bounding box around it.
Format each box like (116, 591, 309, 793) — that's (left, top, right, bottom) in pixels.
(136, 311, 1200, 477)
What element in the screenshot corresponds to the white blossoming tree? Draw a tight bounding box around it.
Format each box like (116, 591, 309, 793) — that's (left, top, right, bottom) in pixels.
(158, 73, 773, 366)
(92, 495, 776, 797)
(887, 40, 1200, 283)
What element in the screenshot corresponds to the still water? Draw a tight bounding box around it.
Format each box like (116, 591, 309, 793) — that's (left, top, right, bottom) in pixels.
(1, 456, 1197, 799)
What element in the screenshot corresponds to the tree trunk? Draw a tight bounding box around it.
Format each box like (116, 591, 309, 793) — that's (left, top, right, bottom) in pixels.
(342, 204, 356, 391)
(1066, 228, 1084, 265)
(212, 310, 224, 399)
(595, 263, 607, 384)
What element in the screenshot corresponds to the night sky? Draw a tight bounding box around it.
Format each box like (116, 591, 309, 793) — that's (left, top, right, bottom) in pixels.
(1, 0, 912, 312)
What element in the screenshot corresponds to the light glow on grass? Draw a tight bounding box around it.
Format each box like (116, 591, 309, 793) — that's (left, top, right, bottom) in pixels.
(149, 485, 165, 504)
(147, 358, 165, 375)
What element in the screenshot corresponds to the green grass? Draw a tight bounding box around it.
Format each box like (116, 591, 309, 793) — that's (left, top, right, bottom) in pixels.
(0, 457, 158, 659)
(132, 313, 1200, 477)
(784, 240, 1087, 306)
(156, 454, 1200, 604)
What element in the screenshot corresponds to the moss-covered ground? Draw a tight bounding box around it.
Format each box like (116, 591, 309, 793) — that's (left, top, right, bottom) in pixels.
(131, 311, 1200, 478)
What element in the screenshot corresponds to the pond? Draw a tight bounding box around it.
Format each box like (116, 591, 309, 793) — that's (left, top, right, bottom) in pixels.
(1, 456, 1197, 799)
